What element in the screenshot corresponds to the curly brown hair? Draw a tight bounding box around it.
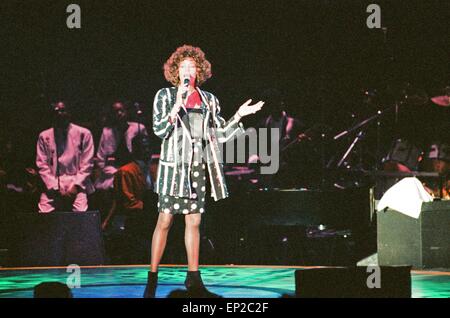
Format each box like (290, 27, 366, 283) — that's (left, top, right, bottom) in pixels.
(163, 45, 212, 86)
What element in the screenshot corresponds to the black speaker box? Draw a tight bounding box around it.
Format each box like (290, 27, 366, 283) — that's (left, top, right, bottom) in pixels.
(10, 211, 105, 267)
(295, 266, 411, 298)
(377, 200, 450, 269)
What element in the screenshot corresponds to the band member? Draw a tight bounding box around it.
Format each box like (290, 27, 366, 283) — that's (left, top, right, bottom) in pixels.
(143, 45, 264, 298)
(251, 88, 306, 188)
(36, 101, 95, 212)
(258, 88, 304, 150)
(95, 101, 148, 191)
(94, 101, 148, 225)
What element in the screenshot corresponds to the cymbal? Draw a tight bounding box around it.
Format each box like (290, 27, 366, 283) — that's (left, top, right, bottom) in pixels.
(431, 95, 450, 107)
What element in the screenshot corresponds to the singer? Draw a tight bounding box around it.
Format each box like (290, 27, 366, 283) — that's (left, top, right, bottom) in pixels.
(143, 45, 264, 298)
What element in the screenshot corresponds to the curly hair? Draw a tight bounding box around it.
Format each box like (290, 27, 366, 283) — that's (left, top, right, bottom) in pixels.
(163, 45, 212, 86)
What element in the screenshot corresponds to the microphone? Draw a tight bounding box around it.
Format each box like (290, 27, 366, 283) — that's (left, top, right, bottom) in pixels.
(182, 78, 190, 99)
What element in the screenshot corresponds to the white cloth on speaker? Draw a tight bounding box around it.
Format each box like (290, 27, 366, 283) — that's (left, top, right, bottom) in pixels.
(377, 177, 433, 219)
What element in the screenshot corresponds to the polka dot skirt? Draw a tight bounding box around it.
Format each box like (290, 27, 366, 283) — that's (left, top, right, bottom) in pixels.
(158, 138, 206, 215)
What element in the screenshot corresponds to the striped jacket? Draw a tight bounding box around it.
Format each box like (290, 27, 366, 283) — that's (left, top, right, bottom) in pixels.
(152, 87, 245, 201)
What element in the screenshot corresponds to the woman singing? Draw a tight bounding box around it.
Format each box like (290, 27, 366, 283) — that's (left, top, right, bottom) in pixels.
(144, 45, 264, 298)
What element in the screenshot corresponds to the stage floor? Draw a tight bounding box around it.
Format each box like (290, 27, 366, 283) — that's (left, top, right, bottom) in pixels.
(0, 265, 449, 298)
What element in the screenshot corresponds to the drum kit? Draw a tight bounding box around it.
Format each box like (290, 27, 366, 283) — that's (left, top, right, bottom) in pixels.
(379, 85, 449, 199)
(225, 84, 450, 199)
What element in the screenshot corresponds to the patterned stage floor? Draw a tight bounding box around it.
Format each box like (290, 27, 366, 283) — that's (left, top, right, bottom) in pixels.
(0, 265, 449, 298)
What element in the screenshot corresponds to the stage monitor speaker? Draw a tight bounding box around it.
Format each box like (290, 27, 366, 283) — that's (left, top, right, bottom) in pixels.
(377, 201, 450, 269)
(295, 266, 411, 298)
(12, 211, 105, 267)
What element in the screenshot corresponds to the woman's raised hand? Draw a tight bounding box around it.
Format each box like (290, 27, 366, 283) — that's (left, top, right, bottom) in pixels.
(237, 99, 264, 118)
(176, 84, 190, 106)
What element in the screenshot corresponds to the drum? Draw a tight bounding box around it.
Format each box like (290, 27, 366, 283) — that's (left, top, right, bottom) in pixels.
(382, 139, 422, 172)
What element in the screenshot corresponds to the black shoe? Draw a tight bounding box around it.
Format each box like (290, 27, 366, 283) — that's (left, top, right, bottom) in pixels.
(143, 271, 158, 298)
(184, 271, 221, 298)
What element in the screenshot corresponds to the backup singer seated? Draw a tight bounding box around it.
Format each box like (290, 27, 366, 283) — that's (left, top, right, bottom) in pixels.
(94, 100, 148, 227)
(36, 101, 95, 212)
(143, 45, 264, 298)
(95, 101, 148, 191)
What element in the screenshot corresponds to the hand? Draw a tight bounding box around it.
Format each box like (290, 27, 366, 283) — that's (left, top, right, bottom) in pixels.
(237, 99, 264, 118)
(169, 86, 188, 121)
(103, 166, 118, 175)
(59, 188, 67, 197)
(297, 133, 311, 141)
(62, 185, 78, 198)
(176, 84, 190, 105)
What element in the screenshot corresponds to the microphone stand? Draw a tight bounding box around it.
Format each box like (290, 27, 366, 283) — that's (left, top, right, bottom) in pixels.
(134, 102, 143, 135)
(332, 106, 393, 170)
(333, 108, 390, 141)
(337, 131, 365, 168)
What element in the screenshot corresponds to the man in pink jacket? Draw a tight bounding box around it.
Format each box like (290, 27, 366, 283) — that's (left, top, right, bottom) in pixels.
(36, 101, 95, 212)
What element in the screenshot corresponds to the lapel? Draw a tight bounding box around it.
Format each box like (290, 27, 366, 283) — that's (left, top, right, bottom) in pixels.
(47, 128, 57, 173)
(50, 123, 72, 175)
(196, 87, 211, 115)
(179, 105, 192, 139)
(65, 123, 76, 156)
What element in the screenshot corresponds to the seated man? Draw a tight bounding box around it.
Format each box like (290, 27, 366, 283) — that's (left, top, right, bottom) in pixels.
(95, 101, 148, 191)
(94, 101, 148, 228)
(36, 101, 95, 212)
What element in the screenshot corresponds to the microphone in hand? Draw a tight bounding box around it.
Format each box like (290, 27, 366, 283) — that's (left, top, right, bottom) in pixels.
(182, 78, 190, 99)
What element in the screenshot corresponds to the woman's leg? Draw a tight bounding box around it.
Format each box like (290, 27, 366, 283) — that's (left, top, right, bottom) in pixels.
(184, 213, 202, 271)
(150, 212, 174, 272)
(183, 212, 220, 297)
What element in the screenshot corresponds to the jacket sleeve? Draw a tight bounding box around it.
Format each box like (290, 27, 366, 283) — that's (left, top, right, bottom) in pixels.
(211, 95, 245, 143)
(153, 88, 176, 139)
(36, 134, 58, 190)
(96, 128, 108, 170)
(74, 130, 94, 189)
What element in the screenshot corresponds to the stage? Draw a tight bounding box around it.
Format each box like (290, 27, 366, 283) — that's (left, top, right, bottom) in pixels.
(0, 265, 449, 298)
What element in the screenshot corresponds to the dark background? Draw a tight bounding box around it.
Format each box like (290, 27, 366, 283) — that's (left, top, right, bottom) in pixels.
(0, 0, 449, 167)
